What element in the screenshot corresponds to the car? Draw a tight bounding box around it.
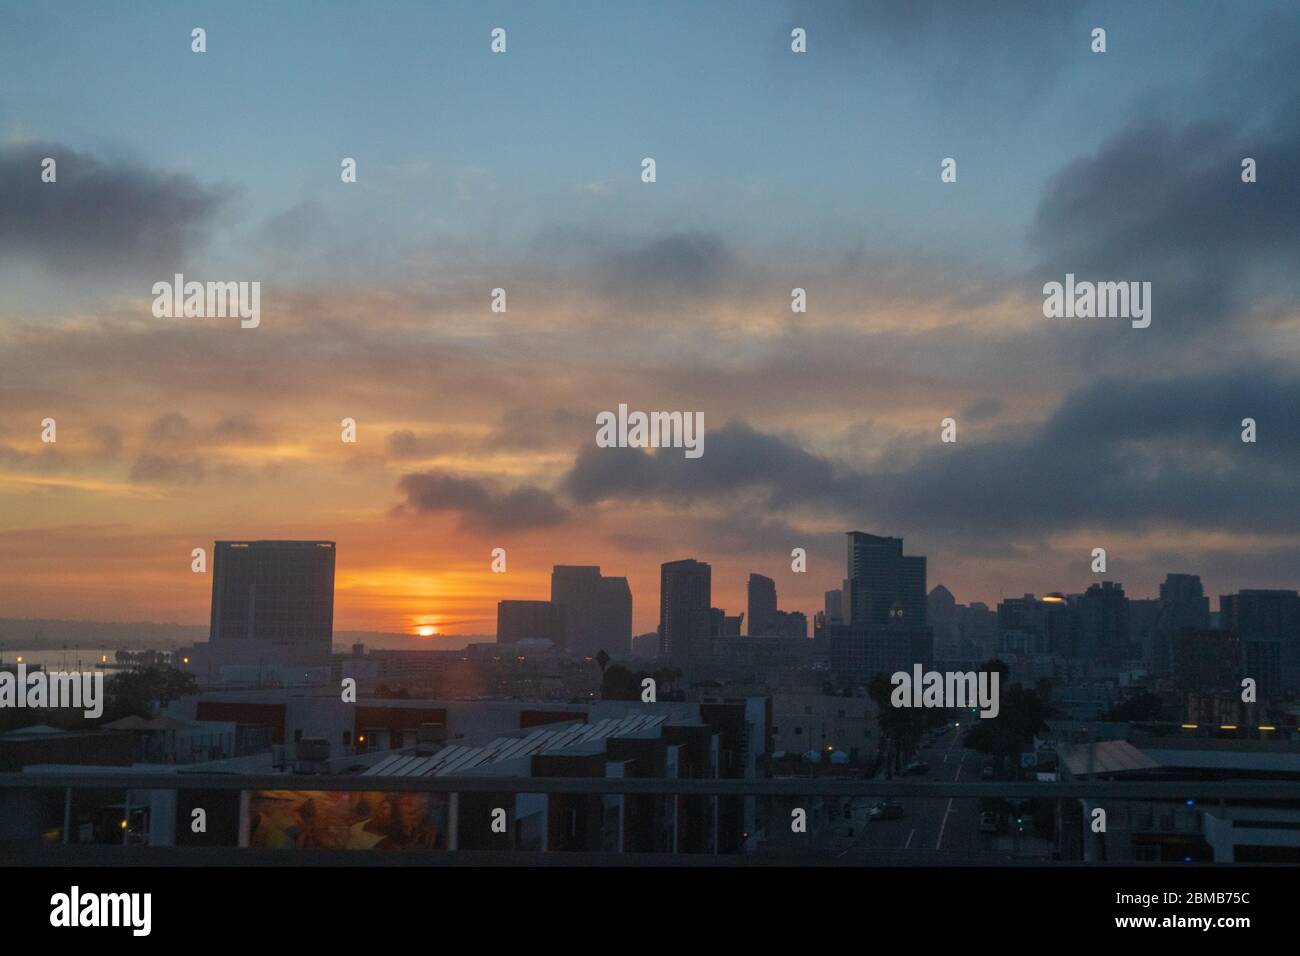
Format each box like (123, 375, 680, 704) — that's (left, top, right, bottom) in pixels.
(981, 765, 994, 780)
(902, 760, 930, 776)
(979, 811, 999, 833)
(867, 801, 904, 822)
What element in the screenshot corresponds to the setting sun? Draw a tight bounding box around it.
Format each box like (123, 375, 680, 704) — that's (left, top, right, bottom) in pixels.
(417, 625, 437, 638)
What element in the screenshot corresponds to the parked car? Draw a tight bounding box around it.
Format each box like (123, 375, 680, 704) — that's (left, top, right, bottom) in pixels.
(902, 760, 930, 776)
(980, 811, 999, 833)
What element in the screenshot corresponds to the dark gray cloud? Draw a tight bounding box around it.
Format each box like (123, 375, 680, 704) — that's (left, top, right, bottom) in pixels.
(561, 367, 1300, 544)
(398, 470, 570, 532)
(1030, 109, 1300, 331)
(565, 420, 838, 509)
(0, 141, 225, 275)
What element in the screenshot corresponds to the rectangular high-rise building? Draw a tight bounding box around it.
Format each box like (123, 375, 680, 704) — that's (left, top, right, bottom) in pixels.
(551, 566, 603, 655)
(845, 532, 927, 629)
(659, 559, 712, 671)
(825, 589, 843, 625)
(1076, 581, 1131, 665)
(832, 532, 931, 681)
(551, 565, 634, 658)
(1220, 589, 1300, 698)
(598, 576, 634, 657)
(747, 573, 777, 636)
(209, 540, 336, 662)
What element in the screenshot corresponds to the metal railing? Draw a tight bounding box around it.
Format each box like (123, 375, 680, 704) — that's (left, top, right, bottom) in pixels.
(4, 771, 1300, 799)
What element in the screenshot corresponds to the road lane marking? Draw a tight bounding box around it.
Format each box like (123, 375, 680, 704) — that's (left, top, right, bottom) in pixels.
(935, 796, 956, 848)
(905, 828, 916, 849)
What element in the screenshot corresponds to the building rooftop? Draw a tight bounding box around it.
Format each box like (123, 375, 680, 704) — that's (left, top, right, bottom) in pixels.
(362, 713, 670, 778)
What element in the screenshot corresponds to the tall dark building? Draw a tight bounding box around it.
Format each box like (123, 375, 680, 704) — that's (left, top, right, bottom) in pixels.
(1220, 590, 1300, 698)
(598, 576, 633, 657)
(832, 532, 932, 681)
(1150, 574, 1212, 675)
(551, 566, 634, 658)
(209, 540, 336, 663)
(845, 532, 927, 628)
(997, 594, 1075, 656)
(747, 573, 777, 636)
(551, 565, 602, 655)
(497, 600, 567, 647)
(1075, 581, 1130, 665)
(659, 559, 712, 671)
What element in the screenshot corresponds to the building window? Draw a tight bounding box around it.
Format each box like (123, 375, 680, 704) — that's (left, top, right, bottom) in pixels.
(794, 727, 802, 735)
(342, 731, 352, 747)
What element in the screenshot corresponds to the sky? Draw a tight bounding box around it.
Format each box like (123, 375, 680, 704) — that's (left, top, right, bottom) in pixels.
(1, 0, 1298, 638)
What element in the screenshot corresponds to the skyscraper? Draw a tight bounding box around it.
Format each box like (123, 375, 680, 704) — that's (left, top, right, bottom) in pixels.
(209, 540, 336, 664)
(598, 576, 634, 657)
(1150, 574, 1211, 675)
(747, 573, 777, 636)
(550, 565, 634, 658)
(551, 565, 603, 655)
(1220, 589, 1300, 698)
(832, 532, 932, 681)
(845, 532, 927, 628)
(659, 559, 712, 671)
(1076, 581, 1131, 665)
(824, 589, 843, 625)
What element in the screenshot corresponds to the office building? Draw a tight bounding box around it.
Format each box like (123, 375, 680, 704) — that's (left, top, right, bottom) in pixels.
(748, 574, 778, 636)
(551, 565, 634, 659)
(209, 540, 336, 664)
(659, 559, 712, 671)
(832, 532, 932, 681)
(845, 532, 927, 628)
(1221, 590, 1300, 699)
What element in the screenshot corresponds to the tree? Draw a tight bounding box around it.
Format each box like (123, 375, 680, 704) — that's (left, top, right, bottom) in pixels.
(105, 664, 199, 720)
(867, 672, 926, 776)
(962, 664, 1050, 766)
(1102, 691, 1169, 722)
(600, 664, 642, 701)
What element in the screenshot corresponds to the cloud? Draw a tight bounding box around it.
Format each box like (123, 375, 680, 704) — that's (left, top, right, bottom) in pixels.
(561, 367, 1300, 543)
(397, 470, 570, 532)
(129, 454, 205, 485)
(0, 142, 225, 276)
(564, 420, 840, 508)
(785, 0, 1081, 101)
(593, 231, 737, 304)
(1029, 111, 1300, 331)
